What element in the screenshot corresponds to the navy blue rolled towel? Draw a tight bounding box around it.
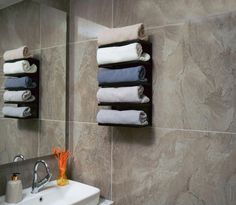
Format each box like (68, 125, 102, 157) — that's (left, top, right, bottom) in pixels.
(4, 76, 36, 90)
(97, 66, 147, 85)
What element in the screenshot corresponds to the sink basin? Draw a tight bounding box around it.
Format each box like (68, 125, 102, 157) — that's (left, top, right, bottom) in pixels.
(0, 180, 100, 205)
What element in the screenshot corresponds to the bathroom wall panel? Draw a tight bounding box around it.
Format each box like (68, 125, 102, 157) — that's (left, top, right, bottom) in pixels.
(112, 127, 236, 205)
(69, 122, 112, 198)
(69, 41, 99, 123)
(38, 120, 66, 156)
(149, 12, 236, 132)
(69, 0, 112, 43)
(40, 5, 67, 48)
(40, 46, 66, 121)
(0, 1, 40, 56)
(0, 119, 39, 165)
(113, 0, 236, 28)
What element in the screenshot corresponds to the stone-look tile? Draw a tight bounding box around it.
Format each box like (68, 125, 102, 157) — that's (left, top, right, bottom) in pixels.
(40, 46, 66, 120)
(33, 0, 69, 12)
(38, 120, 66, 156)
(0, 155, 58, 196)
(113, 0, 236, 28)
(150, 12, 236, 132)
(69, 41, 98, 122)
(70, 122, 111, 198)
(69, 0, 112, 42)
(40, 5, 67, 48)
(0, 119, 39, 165)
(112, 127, 236, 205)
(0, 91, 4, 118)
(0, 1, 40, 56)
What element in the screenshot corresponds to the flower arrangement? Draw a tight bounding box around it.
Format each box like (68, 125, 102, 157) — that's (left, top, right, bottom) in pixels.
(52, 147, 70, 186)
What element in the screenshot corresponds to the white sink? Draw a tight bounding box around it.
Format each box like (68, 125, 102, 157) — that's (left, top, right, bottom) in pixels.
(0, 180, 100, 205)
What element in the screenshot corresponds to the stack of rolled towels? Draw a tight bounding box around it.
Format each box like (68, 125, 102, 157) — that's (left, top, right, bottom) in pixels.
(2, 46, 37, 118)
(96, 23, 150, 126)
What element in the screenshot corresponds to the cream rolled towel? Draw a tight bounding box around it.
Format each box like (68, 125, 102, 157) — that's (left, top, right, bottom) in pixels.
(97, 86, 150, 103)
(97, 43, 150, 65)
(97, 23, 147, 46)
(3, 60, 37, 74)
(3, 46, 32, 61)
(2, 106, 31, 118)
(97, 109, 148, 125)
(4, 90, 35, 102)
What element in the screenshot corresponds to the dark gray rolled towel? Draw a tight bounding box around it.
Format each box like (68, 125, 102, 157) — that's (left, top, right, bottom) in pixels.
(97, 66, 147, 85)
(4, 76, 36, 90)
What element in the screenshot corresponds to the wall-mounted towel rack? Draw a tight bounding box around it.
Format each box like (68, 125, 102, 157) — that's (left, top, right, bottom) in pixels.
(3, 58, 39, 119)
(97, 40, 152, 127)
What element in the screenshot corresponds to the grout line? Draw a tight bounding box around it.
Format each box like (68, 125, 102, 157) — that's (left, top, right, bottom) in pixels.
(40, 43, 67, 50)
(146, 22, 185, 30)
(68, 38, 97, 45)
(111, 0, 114, 28)
(67, 120, 236, 135)
(111, 127, 113, 200)
(153, 126, 236, 135)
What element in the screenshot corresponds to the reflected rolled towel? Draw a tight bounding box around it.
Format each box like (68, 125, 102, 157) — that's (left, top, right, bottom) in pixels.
(97, 109, 148, 125)
(97, 86, 150, 103)
(98, 66, 147, 85)
(4, 90, 35, 102)
(98, 23, 147, 46)
(2, 106, 31, 118)
(97, 43, 150, 65)
(4, 60, 37, 74)
(3, 46, 32, 61)
(4, 77, 36, 90)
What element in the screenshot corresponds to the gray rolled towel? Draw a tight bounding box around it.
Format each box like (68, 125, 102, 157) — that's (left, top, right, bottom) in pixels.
(97, 66, 147, 85)
(4, 77, 36, 90)
(4, 90, 35, 102)
(2, 106, 31, 118)
(97, 109, 148, 125)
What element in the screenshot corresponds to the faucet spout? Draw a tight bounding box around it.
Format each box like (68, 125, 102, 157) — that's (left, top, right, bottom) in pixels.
(31, 160, 52, 194)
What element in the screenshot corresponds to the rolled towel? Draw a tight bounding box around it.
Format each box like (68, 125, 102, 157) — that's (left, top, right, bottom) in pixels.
(97, 109, 148, 125)
(97, 23, 147, 46)
(3, 60, 37, 74)
(3, 46, 32, 61)
(98, 66, 147, 85)
(97, 43, 150, 65)
(2, 106, 31, 118)
(97, 86, 150, 103)
(4, 90, 35, 102)
(4, 77, 36, 90)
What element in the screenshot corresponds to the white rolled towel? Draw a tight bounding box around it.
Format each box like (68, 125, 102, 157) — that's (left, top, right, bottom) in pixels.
(97, 86, 150, 103)
(2, 106, 31, 118)
(97, 109, 148, 125)
(97, 43, 150, 65)
(3, 46, 32, 61)
(3, 60, 37, 74)
(4, 90, 35, 102)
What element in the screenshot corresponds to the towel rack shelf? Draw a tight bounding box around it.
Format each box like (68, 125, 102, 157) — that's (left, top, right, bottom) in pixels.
(97, 39, 152, 127)
(98, 102, 151, 107)
(99, 80, 151, 88)
(3, 57, 39, 119)
(98, 39, 151, 48)
(98, 123, 149, 128)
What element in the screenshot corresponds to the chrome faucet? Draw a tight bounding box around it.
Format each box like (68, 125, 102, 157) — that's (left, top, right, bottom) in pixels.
(13, 154, 25, 162)
(31, 160, 52, 194)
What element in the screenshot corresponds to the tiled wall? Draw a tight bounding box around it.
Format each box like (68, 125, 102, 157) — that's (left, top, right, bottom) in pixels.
(0, 0, 67, 195)
(69, 0, 236, 204)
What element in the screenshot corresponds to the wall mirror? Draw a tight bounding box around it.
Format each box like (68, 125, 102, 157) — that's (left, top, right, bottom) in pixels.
(0, 0, 67, 165)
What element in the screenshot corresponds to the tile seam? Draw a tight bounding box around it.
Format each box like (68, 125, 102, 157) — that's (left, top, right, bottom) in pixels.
(67, 120, 236, 135)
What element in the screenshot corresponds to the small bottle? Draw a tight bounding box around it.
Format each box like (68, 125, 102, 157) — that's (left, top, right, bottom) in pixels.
(5, 173, 23, 203)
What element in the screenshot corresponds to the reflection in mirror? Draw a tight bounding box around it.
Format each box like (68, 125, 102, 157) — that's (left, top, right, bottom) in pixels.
(0, 0, 67, 165)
